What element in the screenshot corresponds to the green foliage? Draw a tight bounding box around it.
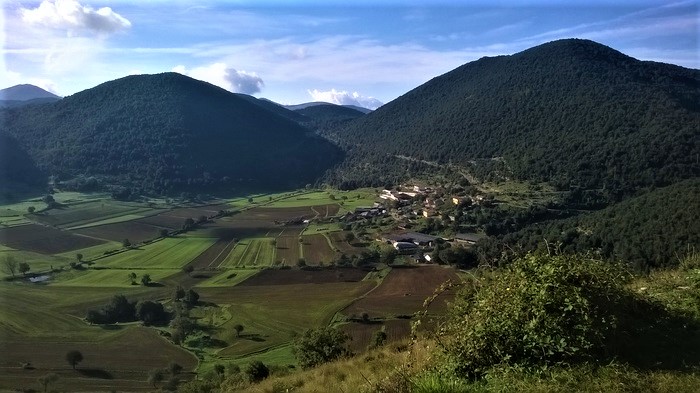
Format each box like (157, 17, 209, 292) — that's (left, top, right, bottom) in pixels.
(85, 294, 136, 324)
(18, 261, 30, 275)
(440, 253, 629, 377)
(65, 350, 83, 369)
(369, 328, 387, 349)
(135, 300, 169, 325)
(293, 327, 351, 369)
(480, 179, 700, 269)
(245, 360, 270, 382)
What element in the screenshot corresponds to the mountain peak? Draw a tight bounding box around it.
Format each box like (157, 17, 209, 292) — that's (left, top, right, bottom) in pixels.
(0, 84, 60, 101)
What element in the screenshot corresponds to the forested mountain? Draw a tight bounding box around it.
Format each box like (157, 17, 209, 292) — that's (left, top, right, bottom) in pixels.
(1, 73, 342, 194)
(478, 178, 700, 269)
(0, 132, 46, 195)
(326, 39, 700, 195)
(294, 104, 366, 135)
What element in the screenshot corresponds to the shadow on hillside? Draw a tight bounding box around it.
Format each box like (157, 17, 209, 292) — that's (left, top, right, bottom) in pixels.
(241, 333, 266, 342)
(78, 368, 113, 379)
(606, 292, 700, 371)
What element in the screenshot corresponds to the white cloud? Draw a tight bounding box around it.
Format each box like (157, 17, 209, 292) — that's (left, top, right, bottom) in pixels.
(173, 63, 265, 94)
(308, 88, 383, 110)
(21, 0, 131, 35)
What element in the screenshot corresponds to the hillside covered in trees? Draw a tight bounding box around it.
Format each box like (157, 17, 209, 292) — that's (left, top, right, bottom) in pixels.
(477, 178, 700, 269)
(1, 73, 342, 195)
(325, 39, 699, 196)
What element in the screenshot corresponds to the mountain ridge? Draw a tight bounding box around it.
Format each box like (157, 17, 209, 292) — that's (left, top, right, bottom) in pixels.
(2, 73, 342, 194)
(325, 38, 700, 194)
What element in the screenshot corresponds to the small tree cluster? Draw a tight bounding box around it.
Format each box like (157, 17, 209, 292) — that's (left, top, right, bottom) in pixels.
(292, 327, 351, 369)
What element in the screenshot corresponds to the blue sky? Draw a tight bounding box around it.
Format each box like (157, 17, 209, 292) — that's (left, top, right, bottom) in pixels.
(2, 0, 698, 108)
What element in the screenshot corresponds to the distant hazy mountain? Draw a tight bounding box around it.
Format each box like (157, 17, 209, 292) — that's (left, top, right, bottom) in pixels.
(234, 94, 309, 123)
(285, 102, 373, 113)
(0, 84, 60, 108)
(327, 39, 700, 194)
(2, 73, 342, 194)
(0, 84, 60, 101)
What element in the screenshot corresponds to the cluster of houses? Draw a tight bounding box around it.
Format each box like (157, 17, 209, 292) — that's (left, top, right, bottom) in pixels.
(340, 203, 388, 222)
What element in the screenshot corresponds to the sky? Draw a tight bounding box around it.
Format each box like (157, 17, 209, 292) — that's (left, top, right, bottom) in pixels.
(2, 0, 698, 109)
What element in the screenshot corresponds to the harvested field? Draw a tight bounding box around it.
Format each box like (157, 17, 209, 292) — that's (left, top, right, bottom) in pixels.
(0, 224, 104, 254)
(344, 266, 460, 318)
(274, 227, 303, 266)
(74, 221, 169, 243)
(329, 231, 368, 255)
(186, 238, 237, 269)
(237, 268, 368, 286)
(275, 235, 301, 266)
(342, 319, 412, 352)
(0, 327, 197, 392)
(301, 234, 338, 265)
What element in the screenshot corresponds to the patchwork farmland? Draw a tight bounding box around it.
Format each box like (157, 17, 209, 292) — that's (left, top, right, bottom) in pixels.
(0, 188, 459, 391)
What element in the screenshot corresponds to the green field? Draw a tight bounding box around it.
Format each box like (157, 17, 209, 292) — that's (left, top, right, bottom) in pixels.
(221, 238, 276, 267)
(96, 237, 217, 269)
(265, 189, 376, 211)
(51, 268, 181, 287)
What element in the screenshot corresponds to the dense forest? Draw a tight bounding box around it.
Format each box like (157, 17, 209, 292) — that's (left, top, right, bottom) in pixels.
(0, 132, 46, 196)
(1, 73, 342, 195)
(476, 179, 700, 270)
(325, 39, 700, 198)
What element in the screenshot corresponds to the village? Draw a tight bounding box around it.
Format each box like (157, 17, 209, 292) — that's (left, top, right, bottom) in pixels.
(330, 184, 492, 265)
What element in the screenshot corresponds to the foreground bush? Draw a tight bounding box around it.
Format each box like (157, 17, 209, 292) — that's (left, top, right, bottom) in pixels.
(440, 253, 629, 377)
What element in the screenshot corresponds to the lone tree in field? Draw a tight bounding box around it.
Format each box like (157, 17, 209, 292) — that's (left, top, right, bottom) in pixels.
(37, 373, 59, 392)
(27, 206, 36, 214)
(122, 238, 131, 248)
(66, 350, 83, 369)
(182, 265, 194, 276)
(141, 273, 152, 286)
(159, 228, 169, 238)
(76, 253, 83, 263)
(18, 262, 30, 276)
(2, 255, 18, 277)
(233, 324, 244, 337)
(128, 271, 137, 285)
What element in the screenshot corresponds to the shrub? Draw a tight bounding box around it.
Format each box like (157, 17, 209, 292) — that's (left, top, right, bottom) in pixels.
(440, 253, 629, 378)
(293, 327, 351, 369)
(245, 360, 269, 382)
